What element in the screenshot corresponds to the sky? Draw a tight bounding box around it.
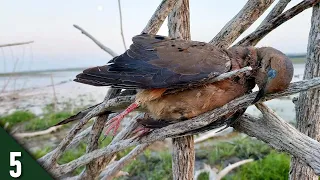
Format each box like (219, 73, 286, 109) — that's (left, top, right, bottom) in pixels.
(0, 0, 313, 72)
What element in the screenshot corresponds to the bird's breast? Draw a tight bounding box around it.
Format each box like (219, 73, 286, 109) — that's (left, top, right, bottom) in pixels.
(136, 79, 251, 121)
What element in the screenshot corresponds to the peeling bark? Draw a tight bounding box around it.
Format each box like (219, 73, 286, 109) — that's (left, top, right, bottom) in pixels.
(168, 1, 194, 179)
(290, 3, 320, 180)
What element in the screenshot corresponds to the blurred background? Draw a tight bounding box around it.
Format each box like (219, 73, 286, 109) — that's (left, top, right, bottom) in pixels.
(0, 0, 310, 179)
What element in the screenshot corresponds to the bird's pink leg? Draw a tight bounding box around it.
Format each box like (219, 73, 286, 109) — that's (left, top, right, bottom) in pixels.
(104, 101, 140, 136)
(132, 127, 152, 138)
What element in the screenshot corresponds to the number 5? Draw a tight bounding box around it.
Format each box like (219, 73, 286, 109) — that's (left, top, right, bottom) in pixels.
(10, 152, 22, 178)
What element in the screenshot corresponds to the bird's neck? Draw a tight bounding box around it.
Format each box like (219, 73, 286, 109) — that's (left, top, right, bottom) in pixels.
(229, 46, 260, 73)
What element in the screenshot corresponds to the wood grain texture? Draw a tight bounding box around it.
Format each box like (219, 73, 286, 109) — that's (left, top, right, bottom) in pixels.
(236, 0, 320, 46)
(257, 0, 291, 28)
(168, 1, 194, 179)
(233, 104, 320, 176)
(290, 3, 320, 180)
(210, 0, 274, 48)
(142, 0, 181, 34)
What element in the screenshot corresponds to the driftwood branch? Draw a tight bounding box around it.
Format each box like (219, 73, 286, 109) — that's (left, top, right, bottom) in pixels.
(236, 0, 320, 46)
(14, 125, 62, 138)
(73, 25, 118, 57)
(290, 3, 320, 179)
(257, 0, 291, 28)
(209, 0, 274, 48)
(117, 0, 127, 50)
(168, 1, 194, 179)
(142, 0, 182, 34)
(0, 41, 34, 48)
(216, 159, 254, 180)
(46, 77, 320, 177)
(233, 103, 320, 175)
(100, 144, 149, 180)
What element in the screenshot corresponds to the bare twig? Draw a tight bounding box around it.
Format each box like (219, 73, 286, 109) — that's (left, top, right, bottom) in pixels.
(142, 0, 182, 34)
(209, 0, 274, 48)
(0, 41, 34, 48)
(100, 144, 149, 180)
(117, 0, 127, 50)
(194, 127, 233, 143)
(236, 0, 320, 46)
(14, 125, 62, 138)
(257, 0, 291, 28)
(39, 126, 92, 163)
(216, 159, 254, 180)
(73, 25, 118, 57)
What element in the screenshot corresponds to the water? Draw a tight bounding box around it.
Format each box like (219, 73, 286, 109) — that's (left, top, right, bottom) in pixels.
(0, 70, 81, 92)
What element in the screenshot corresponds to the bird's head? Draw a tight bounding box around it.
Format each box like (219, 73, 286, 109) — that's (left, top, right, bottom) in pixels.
(252, 47, 294, 103)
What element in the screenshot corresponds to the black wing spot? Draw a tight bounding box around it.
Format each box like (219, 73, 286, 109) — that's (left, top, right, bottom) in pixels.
(178, 49, 184, 52)
(155, 35, 165, 40)
(171, 44, 176, 47)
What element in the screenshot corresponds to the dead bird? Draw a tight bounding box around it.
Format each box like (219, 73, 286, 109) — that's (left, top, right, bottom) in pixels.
(58, 34, 294, 136)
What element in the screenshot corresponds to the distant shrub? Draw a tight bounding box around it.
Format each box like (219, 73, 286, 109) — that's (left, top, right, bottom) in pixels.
(0, 111, 35, 129)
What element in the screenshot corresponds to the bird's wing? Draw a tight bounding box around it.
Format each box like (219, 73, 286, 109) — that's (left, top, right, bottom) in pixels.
(75, 34, 232, 89)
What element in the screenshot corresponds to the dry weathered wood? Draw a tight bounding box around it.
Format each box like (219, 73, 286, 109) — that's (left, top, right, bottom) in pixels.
(73, 25, 118, 57)
(100, 144, 149, 180)
(117, 0, 127, 50)
(172, 136, 195, 180)
(168, 1, 194, 179)
(0, 41, 34, 48)
(48, 78, 320, 177)
(216, 159, 254, 180)
(14, 125, 62, 138)
(40, 95, 134, 169)
(78, 115, 108, 180)
(236, 0, 320, 46)
(142, 0, 182, 34)
(257, 0, 291, 28)
(78, 88, 121, 180)
(290, 3, 320, 180)
(233, 103, 320, 176)
(209, 0, 274, 48)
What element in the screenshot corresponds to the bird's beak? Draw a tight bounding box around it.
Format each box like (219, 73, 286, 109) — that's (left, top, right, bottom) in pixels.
(252, 80, 268, 104)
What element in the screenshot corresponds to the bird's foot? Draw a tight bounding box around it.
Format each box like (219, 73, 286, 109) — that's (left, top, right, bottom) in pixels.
(103, 101, 140, 137)
(132, 127, 152, 139)
(104, 114, 125, 136)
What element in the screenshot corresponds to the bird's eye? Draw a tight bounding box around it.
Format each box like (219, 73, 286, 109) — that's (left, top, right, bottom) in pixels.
(268, 69, 277, 79)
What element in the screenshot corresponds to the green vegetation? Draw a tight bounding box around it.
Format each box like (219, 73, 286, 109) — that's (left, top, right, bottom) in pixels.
(232, 151, 290, 180)
(33, 146, 52, 159)
(0, 111, 36, 129)
(198, 172, 210, 180)
(290, 57, 305, 64)
(119, 150, 173, 180)
(24, 111, 72, 131)
(117, 137, 289, 180)
(0, 104, 74, 131)
(3, 107, 290, 179)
